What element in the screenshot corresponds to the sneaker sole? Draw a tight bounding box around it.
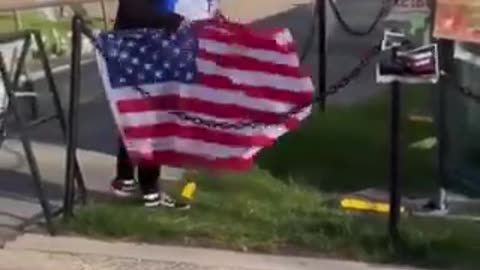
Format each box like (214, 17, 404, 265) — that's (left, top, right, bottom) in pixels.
(143, 201, 191, 209)
(144, 200, 162, 207)
(159, 200, 176, 208)
(111, 186, 136, 198)
(144, 201, 176, 208)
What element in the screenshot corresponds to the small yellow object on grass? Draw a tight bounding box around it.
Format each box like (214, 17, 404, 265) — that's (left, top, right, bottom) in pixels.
(181, 181, 197, 200)
(340, 198, 405, 214)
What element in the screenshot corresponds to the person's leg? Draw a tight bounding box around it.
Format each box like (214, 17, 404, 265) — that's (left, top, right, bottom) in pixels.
(137, 162, 174, 207)
(116, 138, 134, 179)
(138, 163, 191, 209)
(111, 138, 138, 197)
(137, 163, 159, 196)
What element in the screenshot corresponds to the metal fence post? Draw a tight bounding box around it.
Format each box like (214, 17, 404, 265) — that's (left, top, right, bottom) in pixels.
(32, 31, 88, 205)
(388, 46, 403, 245)
(317, 0, 327, 111)
(63, 14, 83, 220)
(436, 39, 454, 210)
(428, 0, 448, 211)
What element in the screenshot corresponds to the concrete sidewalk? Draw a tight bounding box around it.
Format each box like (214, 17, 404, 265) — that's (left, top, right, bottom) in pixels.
(0, 234, 423, 270)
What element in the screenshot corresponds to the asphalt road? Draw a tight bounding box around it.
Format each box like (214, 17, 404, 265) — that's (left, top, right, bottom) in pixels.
(0, 0, 386, 241)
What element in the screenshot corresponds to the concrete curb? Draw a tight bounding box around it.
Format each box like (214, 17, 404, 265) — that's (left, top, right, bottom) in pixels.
(0, 249, 83, 270)
(4, 234, 422, 270)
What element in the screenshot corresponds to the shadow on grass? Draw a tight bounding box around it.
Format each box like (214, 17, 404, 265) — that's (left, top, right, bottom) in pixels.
(257, 88, 436, 195)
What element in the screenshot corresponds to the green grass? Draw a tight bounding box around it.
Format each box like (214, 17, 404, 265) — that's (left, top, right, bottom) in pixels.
(64, 171, 480, 269)
(0, 11, 107, 57)
(61, 88, 480, 269)
(0, 11, 107, 33)
(258, 86, 435, 195)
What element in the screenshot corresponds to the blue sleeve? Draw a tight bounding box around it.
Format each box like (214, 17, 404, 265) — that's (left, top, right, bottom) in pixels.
(154, 0, 177, 14)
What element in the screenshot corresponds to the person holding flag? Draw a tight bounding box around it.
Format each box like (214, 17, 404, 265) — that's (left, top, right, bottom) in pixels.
(110, 0, 219, 208)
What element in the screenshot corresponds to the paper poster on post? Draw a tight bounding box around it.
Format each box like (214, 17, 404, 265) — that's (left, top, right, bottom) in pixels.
(433, 0, 480, 44)
(376, 30, 440, 84)
(386, 0, 430, 24)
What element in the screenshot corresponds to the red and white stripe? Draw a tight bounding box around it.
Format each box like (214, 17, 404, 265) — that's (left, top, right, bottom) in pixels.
(97, 21, 314, 171)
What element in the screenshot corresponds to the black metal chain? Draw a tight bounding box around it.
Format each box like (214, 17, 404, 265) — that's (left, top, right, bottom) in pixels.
(160, 43, 381, 131)
(328, 0, 393, 37)
(456, 85, 480, 104)
(326, 43, 381, 95)
(83, 21, 381, 130)
(299, 0, 318, 62)
(300, 0, 390, 62)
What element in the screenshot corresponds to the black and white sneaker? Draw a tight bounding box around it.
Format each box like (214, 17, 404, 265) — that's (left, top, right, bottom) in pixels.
(143, 193, 163, 208)
(110, 178, 137, 198)
(143, 192, 191, 210)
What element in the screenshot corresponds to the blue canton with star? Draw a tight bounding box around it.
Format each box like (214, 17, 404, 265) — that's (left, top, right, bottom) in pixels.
(98, 27, 199, 89)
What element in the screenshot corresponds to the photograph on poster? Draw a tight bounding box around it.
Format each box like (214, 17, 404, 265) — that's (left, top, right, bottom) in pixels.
(376, 30, 439, 84)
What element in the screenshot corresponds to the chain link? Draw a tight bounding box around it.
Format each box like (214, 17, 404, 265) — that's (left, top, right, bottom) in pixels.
(326, 43, 381, 96)
(169, 43, 381, 131)
(329, 0, 393, 37)
(81, 20, 381, 131)
(456, 86, 480, 104)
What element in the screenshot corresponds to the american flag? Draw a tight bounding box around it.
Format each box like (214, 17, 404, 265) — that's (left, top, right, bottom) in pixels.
(96, 21, 314, 171)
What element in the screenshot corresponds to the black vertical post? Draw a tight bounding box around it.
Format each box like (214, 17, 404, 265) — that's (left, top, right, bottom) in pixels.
(64, 15, 83, 220)
(388, 46, 402, 244)
(317, 0, 327, 111)
(436, 39, 453, 210)
(33, 31, 88, 205)
(428, 0, 448, 211)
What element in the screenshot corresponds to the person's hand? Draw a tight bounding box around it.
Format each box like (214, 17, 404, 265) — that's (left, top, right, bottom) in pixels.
(213, 10, 227, 22)
(157, 13, 185, 34)
(178, 18, 192, 30)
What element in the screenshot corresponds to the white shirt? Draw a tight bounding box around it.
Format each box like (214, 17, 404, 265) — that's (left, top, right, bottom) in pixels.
(174, 0, 220, 21)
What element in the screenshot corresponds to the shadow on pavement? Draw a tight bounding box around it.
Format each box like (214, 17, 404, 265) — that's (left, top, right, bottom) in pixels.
(0, 168, 61, 231)
(0, 169, 63, 202)
(0, 167, 117, 231)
